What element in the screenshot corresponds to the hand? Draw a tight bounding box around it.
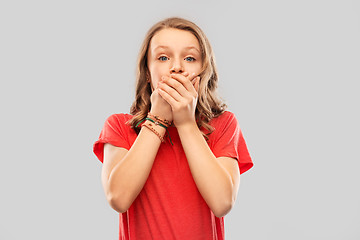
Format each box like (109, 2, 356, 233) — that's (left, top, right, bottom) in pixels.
(150, 84, 173, 122)
(157, 72, 200, 128)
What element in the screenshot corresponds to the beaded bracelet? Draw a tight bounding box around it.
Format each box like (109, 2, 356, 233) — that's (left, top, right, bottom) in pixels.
(135, 114, 171, 128)
(135, 114, 174, 146)
(147, 112, 172, 127)
(142, 122, 165, 142)
(146, 117, 173, 145)
(145, 117, 167, 129)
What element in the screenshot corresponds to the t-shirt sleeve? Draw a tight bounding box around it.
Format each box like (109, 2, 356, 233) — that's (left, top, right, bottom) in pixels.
(93, 114, 131, 163)
(212, 112, 253, 175)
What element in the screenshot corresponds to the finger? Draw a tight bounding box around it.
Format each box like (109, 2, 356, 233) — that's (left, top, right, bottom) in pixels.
(158, 88, 178, 108)
(158, 81, 183, 102)
(161, 75, 190, 98)
(182, 72, 189, 77)
(189, 72, 198, 82)
(185, 72, 199, 89)
(194, 76, 200, 92)
(188, 75, 200, 94)
(191, 75, 197, 85)
(170, 73, 197, 93)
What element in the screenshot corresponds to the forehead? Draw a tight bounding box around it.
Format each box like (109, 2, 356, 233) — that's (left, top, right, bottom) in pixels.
(150, 28, 200, 51)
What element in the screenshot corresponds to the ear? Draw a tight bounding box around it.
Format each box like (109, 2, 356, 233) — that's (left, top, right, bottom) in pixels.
(145, 69, 151, 83)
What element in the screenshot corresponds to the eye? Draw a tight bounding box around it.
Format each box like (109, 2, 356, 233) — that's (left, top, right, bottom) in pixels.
(158, 56, 169, 61)
(185, 56, 196, 62)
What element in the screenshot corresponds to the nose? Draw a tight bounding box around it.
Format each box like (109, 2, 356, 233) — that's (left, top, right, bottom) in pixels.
(170, 59, 184, 73)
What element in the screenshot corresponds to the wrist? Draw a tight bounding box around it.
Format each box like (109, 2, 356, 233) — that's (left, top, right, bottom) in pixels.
(141, 120, 167, 143)
(144, 120, 167, 135)
(144, 113, 175, 146)
(149, 110, 172, 123)
(175, 120, 198, 131)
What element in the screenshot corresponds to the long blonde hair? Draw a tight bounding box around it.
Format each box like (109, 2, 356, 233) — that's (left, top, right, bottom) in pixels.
(127, 17, 227, 140)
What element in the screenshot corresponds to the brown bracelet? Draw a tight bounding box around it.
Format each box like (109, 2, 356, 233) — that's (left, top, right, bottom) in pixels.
(147, 112, 172, 127)
(142, 122, 165, 142)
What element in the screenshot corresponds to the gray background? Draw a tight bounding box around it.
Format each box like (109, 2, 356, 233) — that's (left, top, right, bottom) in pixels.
(1, 0, 359, 239)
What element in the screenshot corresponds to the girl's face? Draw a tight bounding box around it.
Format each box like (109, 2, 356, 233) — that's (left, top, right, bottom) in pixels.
(147, 28, 203, 91)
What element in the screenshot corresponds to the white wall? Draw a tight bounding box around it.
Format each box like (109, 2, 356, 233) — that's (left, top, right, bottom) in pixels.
(1, 0, 359, 239)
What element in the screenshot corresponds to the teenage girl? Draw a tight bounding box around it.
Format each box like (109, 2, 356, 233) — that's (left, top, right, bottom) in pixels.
(93, 17, 253, 240)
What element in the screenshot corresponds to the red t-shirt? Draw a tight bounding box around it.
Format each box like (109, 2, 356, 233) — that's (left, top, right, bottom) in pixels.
(93, 111, 253, 240)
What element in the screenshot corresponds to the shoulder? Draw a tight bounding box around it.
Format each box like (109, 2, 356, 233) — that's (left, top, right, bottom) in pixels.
(209, 110, 237, 128)
(102, 113, 135, 133)
(105, 113, 133, 125)
(206, 110, 241, 139)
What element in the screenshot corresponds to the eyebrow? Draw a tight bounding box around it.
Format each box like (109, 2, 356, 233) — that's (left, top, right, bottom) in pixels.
(153, 45, 201, 54)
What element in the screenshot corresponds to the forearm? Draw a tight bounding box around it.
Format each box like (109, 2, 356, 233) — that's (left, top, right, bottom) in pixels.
(107, 120, 166, 212)
(177, 122, 234, 217)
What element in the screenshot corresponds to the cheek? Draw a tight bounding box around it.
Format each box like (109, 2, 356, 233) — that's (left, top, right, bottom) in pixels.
(148, 66, 166, 89)
(149, 65, 168, 80)
(186, 62, 202, 74)
(149, 70, 159, 86)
